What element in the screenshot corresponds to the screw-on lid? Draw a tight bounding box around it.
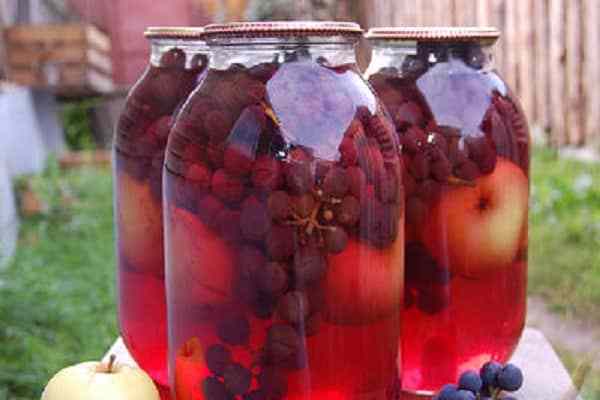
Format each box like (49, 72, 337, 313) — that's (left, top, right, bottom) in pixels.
(204, 21, 363, 40)
(365, 27, 500, 43)
(144, 27, 206, 40)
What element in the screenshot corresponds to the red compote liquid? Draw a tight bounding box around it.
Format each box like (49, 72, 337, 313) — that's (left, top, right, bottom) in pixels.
(164, 22, 405, 400)
(365, 28, 530, 395)
(113, 27, 208, 392)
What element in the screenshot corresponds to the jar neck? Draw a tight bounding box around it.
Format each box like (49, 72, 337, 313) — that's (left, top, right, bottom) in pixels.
(208, 37, 359, 69)
(150, 38, 210, 69)
(367, 40, 495, 75)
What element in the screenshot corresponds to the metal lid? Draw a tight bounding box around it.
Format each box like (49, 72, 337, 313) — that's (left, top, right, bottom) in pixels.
(365, 27, 500, 43)
(144, 27, 205, 40)
(204, 21, 363, 40)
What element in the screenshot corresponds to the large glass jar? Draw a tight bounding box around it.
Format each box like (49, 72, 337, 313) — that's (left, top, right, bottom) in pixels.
(113, 27, 208, 389)
(365, 27, 530, 395)
(164, 22, 404, 400)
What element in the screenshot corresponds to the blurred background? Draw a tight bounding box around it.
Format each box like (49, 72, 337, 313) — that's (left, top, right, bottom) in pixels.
(0, 0, 599, 399)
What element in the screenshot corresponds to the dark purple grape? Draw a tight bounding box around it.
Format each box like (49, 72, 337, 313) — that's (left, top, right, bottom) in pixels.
(292, 244, 327, 287)
(217, 209, 242, 243)
(291, 194, 315, 218)
(205, 344, 232, 376)
(454, 390, 477, 400)
(497, 364, 523, 392)
(409, 152, 430, 180)
(263, 324, 306, 370)
(160, 48, 186, 69)
(277, 291, 310, 325)
(212, 169, 245, 203)
(238, 246, 266, 281)
(416, 179, 442, 202)
(434, 384, 458, 400)
(402, 127, 427, 154)
(480, 361, 503, 391)
(257, 367, 288, 399)
(243, 390, 266, 400)
(256, 262, 289, 296)
(285, 163, 313, 195)
(322, 167, 349, 198)
(198, 195, 225, 229)
(324, 227, 348, 254)
(266, 225, 296, 261)
(241, 196, 271, 242)
(223, 363, 252, 395)
(217, 315, 250, 346)
(431, 156, 452, 182)
(458, 370, 483, 394)
(454, 160, 480, 181)
(202, 376, 233, 400)
(336, 196, 360, 227)
(252, 156, 282, 191)
(268, 191, 291, 221)
(252, 293, 276, 320)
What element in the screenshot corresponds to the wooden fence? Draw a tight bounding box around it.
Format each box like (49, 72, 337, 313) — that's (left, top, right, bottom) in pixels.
(359, 0, 600, 148)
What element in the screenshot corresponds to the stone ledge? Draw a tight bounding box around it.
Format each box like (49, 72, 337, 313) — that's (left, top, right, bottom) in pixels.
(104, 328, 580, 399)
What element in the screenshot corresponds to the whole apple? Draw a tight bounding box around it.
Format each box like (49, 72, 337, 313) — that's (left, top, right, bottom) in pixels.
(423, 157, 528, 277)
(41, 356, 160, 400)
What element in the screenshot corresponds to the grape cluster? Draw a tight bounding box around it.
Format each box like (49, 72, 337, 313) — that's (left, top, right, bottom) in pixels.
(167, 49, 402, 400)
(434, 362, 524, 400)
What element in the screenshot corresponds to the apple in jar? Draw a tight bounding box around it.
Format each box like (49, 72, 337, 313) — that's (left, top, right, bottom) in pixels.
(166, 207, 235, 306)
(117, 173, 164, 276)
(423, 157, 528, 277)
(322, 215, 404, 325)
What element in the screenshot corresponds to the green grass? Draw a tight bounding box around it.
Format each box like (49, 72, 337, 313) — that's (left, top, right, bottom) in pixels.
(0, 162, 116, 399)
(555, 346, 600, 400)
(1, 148, 600, 399)
(529, 147, 600, 320)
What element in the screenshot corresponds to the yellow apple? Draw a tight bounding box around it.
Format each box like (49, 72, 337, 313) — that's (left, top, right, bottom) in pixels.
(423, 157, 529, 277)
(116, 173, 164, 276)
(41, 356, 159, 400)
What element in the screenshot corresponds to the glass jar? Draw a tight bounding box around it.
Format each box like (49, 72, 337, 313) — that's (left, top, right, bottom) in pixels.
(164, 21, 404, 400)
(365, 27, 529, 395)
(113, 27, 209, 389)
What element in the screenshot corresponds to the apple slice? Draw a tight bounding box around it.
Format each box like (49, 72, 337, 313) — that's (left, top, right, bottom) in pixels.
(175, 338, 209, 400)
(322, 216, 404, 325)
(116, 173, 164, 276)
(166, 207, 235, 305)
(423, 157, 528, 277)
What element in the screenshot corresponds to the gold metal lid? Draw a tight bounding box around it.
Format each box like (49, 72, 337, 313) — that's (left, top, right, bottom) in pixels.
(204, 21, 363, 40)
(144, 27, 205, 39)
(365, 27, 500, 43)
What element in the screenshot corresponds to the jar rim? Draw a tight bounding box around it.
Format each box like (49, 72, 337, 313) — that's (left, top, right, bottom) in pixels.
(144, 26, 206, 39)
(365, 27, 500, 43)
(204, 21, 363, 40)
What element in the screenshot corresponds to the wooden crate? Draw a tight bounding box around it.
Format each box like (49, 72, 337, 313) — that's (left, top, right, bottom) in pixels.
(3, 23, 114, 96)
